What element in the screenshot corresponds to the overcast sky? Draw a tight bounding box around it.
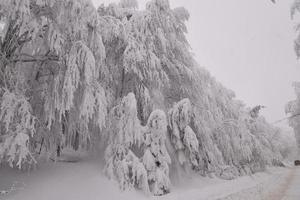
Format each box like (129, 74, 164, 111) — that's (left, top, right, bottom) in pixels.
(93, 0, 300, 129)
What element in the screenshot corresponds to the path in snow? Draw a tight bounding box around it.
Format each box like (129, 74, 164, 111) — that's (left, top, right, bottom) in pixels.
(281, 167, 300, 200)
(218, 166, 300, 200)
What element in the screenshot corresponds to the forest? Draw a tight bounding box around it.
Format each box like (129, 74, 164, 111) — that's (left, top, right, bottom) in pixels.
(0, 0, 299, 197)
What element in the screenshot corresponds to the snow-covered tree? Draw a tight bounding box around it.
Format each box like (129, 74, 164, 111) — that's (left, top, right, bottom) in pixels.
(99, 0, 294, 186)
(0, 89, 36, 169)
(0, 0, 294, 196)
(143, 110, 171, 195)
(104, 93, 148, 193)
(104, 93, 172, 195)
(285, 82, 300, 152)
(289, 1, 300, 153)
(168, 98, 201, 171)
(0, 0, 108, 166)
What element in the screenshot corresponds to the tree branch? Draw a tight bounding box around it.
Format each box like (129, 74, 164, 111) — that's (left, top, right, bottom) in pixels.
(10, 55, 59, 63)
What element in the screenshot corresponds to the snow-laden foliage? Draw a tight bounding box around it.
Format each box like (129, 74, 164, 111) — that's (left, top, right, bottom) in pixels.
(0, 0, 296, 196)
(292, 0, 300, 58)
(104, 93, 147, 193)
(105, 145, 149, 193)
(107, 93, 142, 147)
(0, 0, 107, 165)
(289, 0, 300, 154)
(168, 99, 200, 169)
(119, 0, 138, 9)
(0, 90, 36, 168)
(105, 93, 171, 195)
(285, 82, 300, 152)
(166, 65, 294, 179)
(143, 110, 171, 195)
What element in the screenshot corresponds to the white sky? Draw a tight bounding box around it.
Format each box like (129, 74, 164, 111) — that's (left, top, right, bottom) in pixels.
(92, 0, 300, 129)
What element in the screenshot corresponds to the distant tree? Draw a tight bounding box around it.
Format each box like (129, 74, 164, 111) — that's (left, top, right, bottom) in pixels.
(285, 82, 300, 151)
(287, 0, 300, 152)
(249, 105, 266, 119)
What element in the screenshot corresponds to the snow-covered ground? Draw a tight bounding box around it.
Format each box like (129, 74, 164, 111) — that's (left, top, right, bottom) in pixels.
(1, 155, 298, 200)
(281, 167, 300, 200)
(160, 166, 296, 200)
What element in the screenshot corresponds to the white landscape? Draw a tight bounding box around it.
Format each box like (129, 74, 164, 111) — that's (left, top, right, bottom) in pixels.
(0, 0, 300, 200)
(0, 155, 298, 200)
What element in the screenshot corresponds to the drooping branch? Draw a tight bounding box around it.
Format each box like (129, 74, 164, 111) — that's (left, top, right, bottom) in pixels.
(10, 55, 59, 63)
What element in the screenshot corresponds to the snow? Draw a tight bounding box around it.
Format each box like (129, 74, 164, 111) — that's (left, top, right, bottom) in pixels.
(0, 159, 146, 200)
(0, 90, 36, 169)
(0, 0, 298, 198)
(168, 99, 201, 169)
(0, 156, 298, 200)
(281, 167, 300, 200)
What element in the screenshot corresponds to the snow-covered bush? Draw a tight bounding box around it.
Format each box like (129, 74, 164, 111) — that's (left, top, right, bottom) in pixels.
(105, 93, 171, 195)
(143, 110, 171, 195)
(105, 144, 149, 193)
(168, 99, 200, 169)
(104, 93, 146, 192)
